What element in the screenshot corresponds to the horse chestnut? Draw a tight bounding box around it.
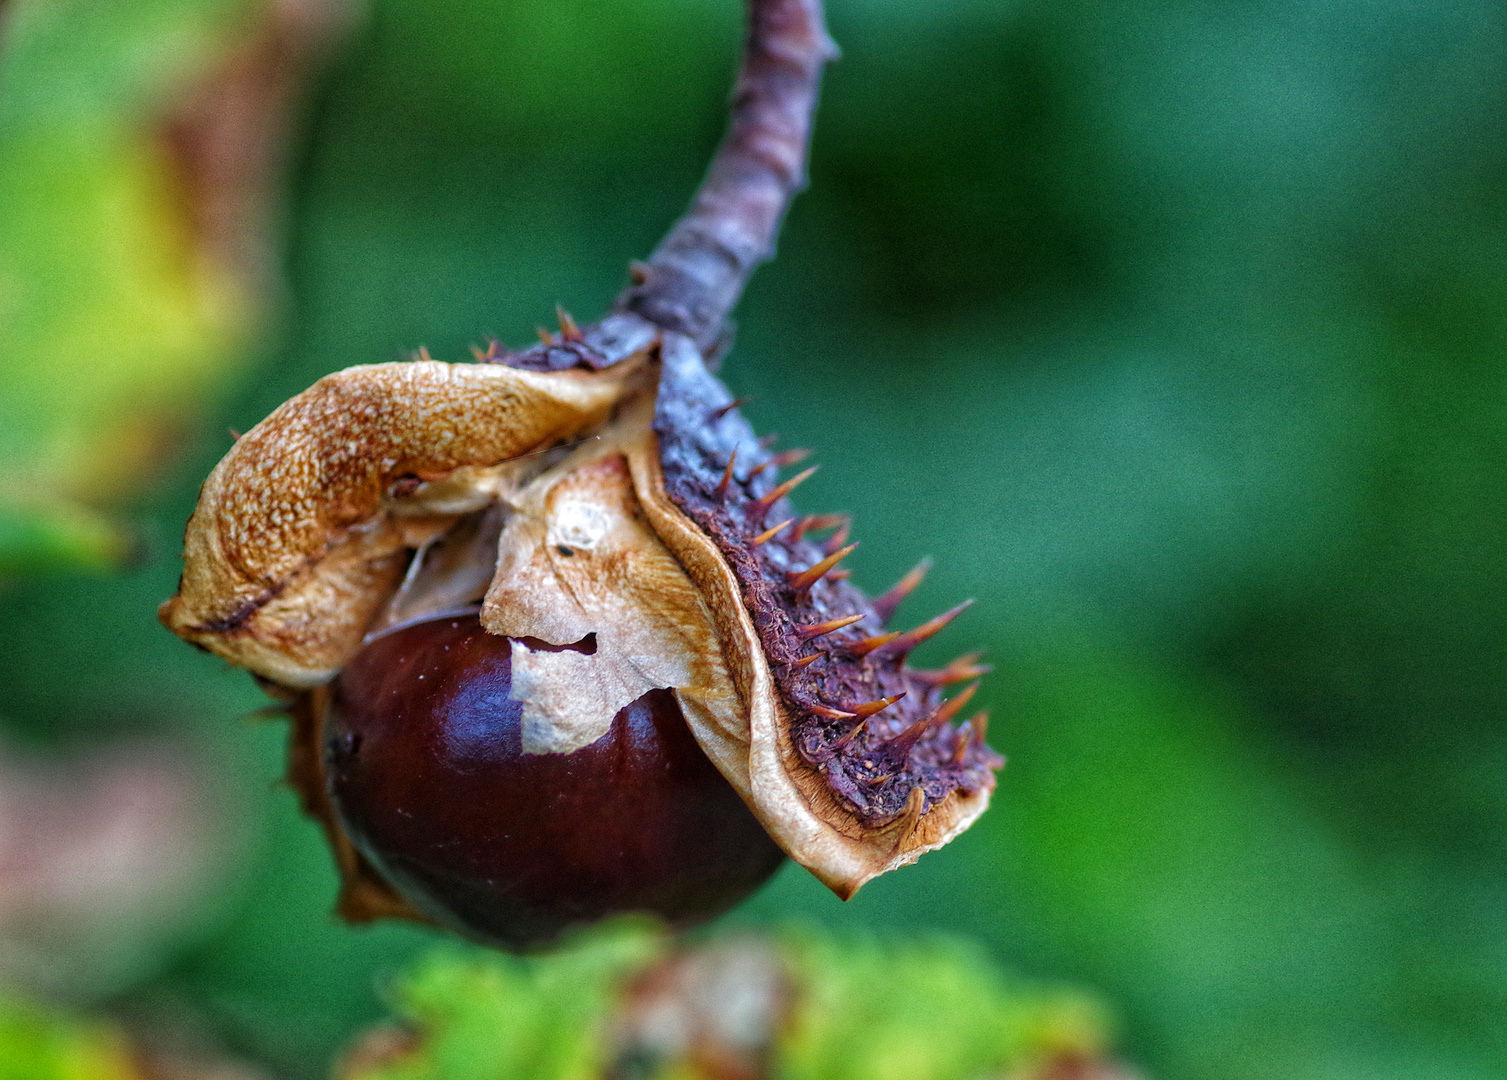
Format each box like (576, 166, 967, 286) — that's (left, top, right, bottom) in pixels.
(324, 614, 784, 949)
(160, 0, 1004, 947)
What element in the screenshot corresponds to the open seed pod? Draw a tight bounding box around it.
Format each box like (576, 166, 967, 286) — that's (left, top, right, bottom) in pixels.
(161, 0, 1002, 947)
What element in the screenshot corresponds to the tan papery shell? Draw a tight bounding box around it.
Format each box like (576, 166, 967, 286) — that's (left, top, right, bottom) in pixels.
(160, 359, 635, 687)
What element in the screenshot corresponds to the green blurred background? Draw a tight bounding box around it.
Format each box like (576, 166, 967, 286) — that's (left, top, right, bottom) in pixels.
(2, 0, 1505, 1076)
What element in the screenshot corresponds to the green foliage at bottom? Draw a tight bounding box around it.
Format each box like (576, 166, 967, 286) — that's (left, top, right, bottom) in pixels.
(779, 930, 1109, 1080)
(348, 923, 1111, 1080)
(355, 924, 664, 1080)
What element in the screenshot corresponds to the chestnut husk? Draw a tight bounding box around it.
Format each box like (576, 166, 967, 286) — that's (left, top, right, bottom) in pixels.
(162, 332, 999, 911)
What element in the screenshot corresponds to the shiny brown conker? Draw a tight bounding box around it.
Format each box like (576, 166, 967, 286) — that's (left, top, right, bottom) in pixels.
(324, 614, 786, 950)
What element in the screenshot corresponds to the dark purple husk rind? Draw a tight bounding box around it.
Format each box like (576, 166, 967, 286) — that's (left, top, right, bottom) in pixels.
(649, 335, 1000, 824)
(477, 313, 659, 373)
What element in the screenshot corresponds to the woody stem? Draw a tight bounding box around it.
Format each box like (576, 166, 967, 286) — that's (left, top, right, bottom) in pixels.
(614, 0, 834, 351)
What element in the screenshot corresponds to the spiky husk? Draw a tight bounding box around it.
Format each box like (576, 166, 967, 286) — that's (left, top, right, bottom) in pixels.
(162, 319, 1000, 902)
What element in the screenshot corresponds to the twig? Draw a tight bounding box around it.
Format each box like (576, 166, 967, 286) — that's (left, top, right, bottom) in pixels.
(615, 0, 836, 350)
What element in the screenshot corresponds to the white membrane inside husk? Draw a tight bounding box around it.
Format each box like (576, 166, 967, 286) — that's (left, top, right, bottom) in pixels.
(483, 420, 740, 758)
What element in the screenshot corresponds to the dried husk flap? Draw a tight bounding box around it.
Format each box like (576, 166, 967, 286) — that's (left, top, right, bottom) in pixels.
(285, 684, 429, 925)
(162, 348, 989, 902)
(160, 358, 637, 686)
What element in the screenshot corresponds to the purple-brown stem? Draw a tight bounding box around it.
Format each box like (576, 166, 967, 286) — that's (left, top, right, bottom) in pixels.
(615, 0, 835, 350)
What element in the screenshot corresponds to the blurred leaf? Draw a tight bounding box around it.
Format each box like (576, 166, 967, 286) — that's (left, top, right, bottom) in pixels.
(778, 929, 1110, 1080)
(0, 502, 128, 575)
(0, 998, 142, 1080)
(342, 921, 664, 1080)
(0, 0, 252, 573)
(341, 924, 1115, 1080)
(0, 0, 349, 576)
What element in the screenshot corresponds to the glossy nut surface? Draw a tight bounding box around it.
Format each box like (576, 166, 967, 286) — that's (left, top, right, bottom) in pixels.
(325, 614, 785, 950)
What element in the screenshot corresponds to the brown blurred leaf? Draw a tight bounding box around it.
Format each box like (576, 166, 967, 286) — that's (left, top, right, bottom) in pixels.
(605, 936, 790, 1080)
(0, 0, 355, 575)
(0, 741, 228, 997)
